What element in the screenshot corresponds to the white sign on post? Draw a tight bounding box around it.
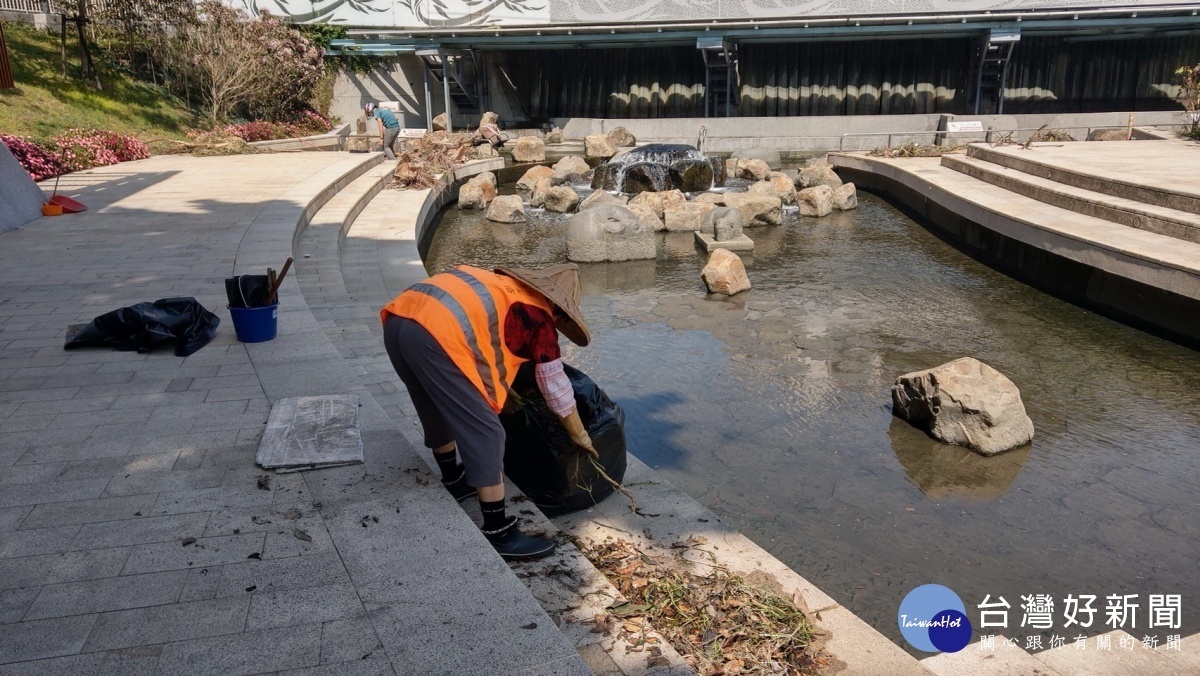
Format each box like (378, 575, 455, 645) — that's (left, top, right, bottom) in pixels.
(947, 120, 985, 133)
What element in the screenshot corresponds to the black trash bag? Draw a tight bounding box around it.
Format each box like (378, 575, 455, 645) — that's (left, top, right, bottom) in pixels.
(224, 275, 270, 308)
(500, 362, 627, 516)
(64, 297, 220, 357)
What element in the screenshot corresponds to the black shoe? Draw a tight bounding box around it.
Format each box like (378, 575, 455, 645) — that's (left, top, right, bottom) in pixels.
(484, 517, 556, 560)
(442, 467, 477, 502)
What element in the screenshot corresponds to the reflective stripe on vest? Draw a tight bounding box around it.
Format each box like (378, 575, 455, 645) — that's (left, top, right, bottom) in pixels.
(380, 266, 553, 412)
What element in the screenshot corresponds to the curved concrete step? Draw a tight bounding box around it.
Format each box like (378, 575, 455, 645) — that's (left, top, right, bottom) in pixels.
(942, 154, 1200, 244)
(964, 144, 1200, 217)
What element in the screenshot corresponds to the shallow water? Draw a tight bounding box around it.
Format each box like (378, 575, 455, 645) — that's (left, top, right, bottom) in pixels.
(426, 180, 1200, 646)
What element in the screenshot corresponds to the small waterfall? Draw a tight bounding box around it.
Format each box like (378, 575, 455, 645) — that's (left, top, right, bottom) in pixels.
(590, 143, 723, 194)
(606, 144, 708, 193)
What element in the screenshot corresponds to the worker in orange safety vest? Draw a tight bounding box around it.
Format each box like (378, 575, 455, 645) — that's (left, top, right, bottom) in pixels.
(380, 263, 596, 559)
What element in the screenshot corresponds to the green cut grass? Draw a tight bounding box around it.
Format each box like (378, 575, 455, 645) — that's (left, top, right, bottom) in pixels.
(0, 22, 197, 142)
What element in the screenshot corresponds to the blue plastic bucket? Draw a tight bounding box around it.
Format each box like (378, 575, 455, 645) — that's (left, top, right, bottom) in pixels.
(228, 303, 278, 343)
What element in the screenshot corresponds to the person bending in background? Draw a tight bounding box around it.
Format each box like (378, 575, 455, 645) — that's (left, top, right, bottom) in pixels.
(364, 102, 400, 159)
(380, 264, 598, 559)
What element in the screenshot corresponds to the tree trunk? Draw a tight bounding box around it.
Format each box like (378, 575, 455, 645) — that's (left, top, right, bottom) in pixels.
(75, 0, 101, 89)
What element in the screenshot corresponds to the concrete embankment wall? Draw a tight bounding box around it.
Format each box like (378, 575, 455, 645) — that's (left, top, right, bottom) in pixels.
(555, 111, 1184, 152)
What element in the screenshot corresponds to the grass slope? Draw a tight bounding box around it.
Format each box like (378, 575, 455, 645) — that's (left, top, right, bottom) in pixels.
(0, 22, 196, 140)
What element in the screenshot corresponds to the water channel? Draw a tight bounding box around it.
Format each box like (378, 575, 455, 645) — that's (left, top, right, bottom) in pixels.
(424, 172, 1200, 646)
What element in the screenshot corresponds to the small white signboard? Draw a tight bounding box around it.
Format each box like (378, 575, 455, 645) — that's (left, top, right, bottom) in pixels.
(947, 120, 985, 133)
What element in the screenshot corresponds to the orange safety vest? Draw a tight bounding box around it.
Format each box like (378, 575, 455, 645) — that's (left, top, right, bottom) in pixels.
(380, 265, 554, 413)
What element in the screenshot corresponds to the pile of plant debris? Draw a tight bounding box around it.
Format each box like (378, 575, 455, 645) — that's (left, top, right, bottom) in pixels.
(867, 142, 963, 158)
(389, 131, 475, 190)
(148, 132, 266, 157)
(580, 537, 826, 675)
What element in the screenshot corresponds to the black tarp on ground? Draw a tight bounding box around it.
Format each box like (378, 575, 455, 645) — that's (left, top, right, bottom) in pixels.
(64, 297, 220, 357)
(500, 362, 628, 516)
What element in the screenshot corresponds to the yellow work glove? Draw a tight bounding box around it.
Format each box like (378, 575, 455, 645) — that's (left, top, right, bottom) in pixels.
(561, 409, 599, 460)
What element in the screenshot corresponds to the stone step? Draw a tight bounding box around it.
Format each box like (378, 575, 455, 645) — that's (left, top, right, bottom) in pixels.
(1031, 630, 1199, 675)
(943, 153, 1200, 244)
(965, 144, 1200, 217)
(921, 636, 1063, 675)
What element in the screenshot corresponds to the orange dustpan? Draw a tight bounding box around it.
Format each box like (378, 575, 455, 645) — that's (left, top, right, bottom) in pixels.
(49, 195, 87, 212)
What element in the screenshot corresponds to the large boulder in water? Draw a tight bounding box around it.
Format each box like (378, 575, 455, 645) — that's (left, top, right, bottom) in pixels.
(732, 158, 770, 181)
(796, 163, 843, 190)
(457, 183, 487, 210)
(832, 182, 858, 210)
(731, 147, 782, 170)
(590, 163, 618, 191)
(796, 186, 834, 217)
(580, 190, 628, 211)
(663, 202, 717, 232)
(626, 202, 665, 232)
(566, 205, 655, 262)
(701, 249, 751, 295)
(553, 155, 590, 180)
(710, 157, 727, 187)
(486, 195, 527, 223)
(892, 357, 1035, 456)
(543, 186, 580, 213)
(607, 126, 637, 147)
(622, 163, 668, 194)
(628, 189, 685, 218)
(517, 165, 555, 191)
(512, 136, 546, 163)
(670, 159, 714, 192)
(724, 193, 782, 226)
(586, 135, 617, 158)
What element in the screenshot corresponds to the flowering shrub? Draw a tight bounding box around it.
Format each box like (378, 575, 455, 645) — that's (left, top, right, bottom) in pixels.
(195, 110, 334, 143)
(1, 131, 148, 180)
(1, 134, 65, 182)
(49, 129, 150, 174)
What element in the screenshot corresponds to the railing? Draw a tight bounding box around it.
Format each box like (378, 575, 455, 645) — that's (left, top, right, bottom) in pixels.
(0, 0, 50, 12)
(836, 124, 1190, 152)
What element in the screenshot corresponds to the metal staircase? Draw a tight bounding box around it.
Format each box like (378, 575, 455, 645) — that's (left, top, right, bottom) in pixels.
(698, 37, 738, 117)
(972, 29, 1020, 115)
(416, 48, 482, 126)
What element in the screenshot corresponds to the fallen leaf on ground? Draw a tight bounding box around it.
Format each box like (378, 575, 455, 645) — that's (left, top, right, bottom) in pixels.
(293, 528, 312, 542)
(521, 622, 537, 630)
(247, 552, 261, 560)
(671, 536, 708, 549)
(647, 656, 670, 667)
(181, 537, 197, 546)
(256, 475, 271, 490)
(251, 516, 271, 525)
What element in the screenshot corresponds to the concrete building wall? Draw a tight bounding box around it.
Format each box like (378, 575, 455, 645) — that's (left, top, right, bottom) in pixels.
(329, 55, 442, 129)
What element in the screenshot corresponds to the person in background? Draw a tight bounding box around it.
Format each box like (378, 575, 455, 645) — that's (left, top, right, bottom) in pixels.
(380, 264, 597, 559)
(364, 102, 400, 159)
